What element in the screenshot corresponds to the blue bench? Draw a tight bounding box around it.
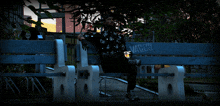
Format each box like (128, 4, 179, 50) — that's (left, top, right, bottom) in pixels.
(76, 37, 220, 101)
(0, 39, 76, 103)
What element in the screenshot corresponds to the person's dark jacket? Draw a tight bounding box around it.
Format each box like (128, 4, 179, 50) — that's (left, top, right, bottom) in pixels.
(82, 29, 131, 73)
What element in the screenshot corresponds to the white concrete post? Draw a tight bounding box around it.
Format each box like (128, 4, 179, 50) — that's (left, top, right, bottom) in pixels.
(158, 65, 185, 101)
(76, 39, 100, 102)
(76, 65, 100, 102)
(52, 39, 76, 103)
(54, 39, 65, 68)
(77, 39, 88, 67)
(53, 65, 76, 103)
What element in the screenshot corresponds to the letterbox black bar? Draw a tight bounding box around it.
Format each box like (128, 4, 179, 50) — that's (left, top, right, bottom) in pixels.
(1, 73, 65, 77)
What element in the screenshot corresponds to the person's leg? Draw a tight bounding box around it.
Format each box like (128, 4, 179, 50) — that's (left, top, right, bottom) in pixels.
(115, 57, 137, 93)
(125, 64, 140, 100)
(127, 65, 137, 93)
(100, 56, 138, 91)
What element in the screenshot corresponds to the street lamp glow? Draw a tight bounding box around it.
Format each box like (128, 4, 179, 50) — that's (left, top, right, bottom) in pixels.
(124, 51, 131, 59)
(96, 29, 101, 33)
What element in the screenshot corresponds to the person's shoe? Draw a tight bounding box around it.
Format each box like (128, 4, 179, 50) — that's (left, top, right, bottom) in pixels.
(125, 90, 140, 101)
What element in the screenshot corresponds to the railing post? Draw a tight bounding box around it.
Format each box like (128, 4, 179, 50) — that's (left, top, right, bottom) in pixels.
(151, 31, 155, 79)
(35, 34, 46, 73)
(151, 65, 155, 79)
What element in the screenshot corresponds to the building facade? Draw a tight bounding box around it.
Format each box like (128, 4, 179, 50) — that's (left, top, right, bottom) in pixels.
(56, 4, 91, 33)
(1, 4, 24, 39)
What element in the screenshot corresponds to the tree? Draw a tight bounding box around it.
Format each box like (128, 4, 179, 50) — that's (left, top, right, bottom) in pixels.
(0, 0, 61, 40)
(1, 0, 220, 42)
(38, 0, 220, 43)
(173, 0, 220, 43)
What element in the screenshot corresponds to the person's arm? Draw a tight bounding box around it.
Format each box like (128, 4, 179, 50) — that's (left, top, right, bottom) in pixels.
(77, 32, 91, 50)
(77, 33, 85, 41)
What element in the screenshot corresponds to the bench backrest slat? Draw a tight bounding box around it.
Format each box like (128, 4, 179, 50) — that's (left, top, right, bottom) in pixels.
(87, 55, 219, 65)
(0, 40, 56, 54)
(77, 40, 220, 66)
(0, 55, 56, 64)
(86, 42, 220, 56)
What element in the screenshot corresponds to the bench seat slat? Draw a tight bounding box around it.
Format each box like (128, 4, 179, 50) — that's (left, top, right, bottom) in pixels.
(0, 40, 56, 54)
(85, 42, 220, 56)
(88, 55, 219, 65)
(0, 55, 56, 64)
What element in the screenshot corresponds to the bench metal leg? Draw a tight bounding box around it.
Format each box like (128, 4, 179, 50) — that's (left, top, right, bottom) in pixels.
(105, 77, 106, 96)
(8, 77, 20, 94)
(34, 77, 46, 93)
(25, 77, 29, 92)
(4, 77, 15, 94)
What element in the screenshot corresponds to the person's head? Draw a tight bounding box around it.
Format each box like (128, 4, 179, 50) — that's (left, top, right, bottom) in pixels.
(102, 11, 116, 26)
(104, 16, 115, 26)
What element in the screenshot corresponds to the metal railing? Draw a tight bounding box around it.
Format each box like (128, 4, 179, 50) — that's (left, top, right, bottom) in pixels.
(0, 72, 65, 95)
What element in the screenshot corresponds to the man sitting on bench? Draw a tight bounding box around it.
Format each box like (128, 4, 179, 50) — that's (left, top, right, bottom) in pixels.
(78, 14, 139, 100)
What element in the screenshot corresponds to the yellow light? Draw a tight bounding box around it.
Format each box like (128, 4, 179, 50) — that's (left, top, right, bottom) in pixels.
(96, 29, 101, 33)
(164, 65, 170, 68)
(124, 51, 131, 58)
(125, 54, 130, 58)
